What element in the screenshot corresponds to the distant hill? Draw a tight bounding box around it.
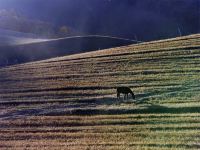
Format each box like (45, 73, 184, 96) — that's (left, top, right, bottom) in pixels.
(0, 9, 83, 38)
(0, 9, 55, 37)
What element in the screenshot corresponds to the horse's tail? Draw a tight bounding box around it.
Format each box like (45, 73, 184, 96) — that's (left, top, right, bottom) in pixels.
(117, 92, 120, 99)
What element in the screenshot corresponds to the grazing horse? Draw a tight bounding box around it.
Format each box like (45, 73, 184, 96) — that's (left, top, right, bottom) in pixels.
(117, 87, 135, 100)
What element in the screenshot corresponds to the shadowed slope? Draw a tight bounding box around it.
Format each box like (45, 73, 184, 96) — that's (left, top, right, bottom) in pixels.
(0, 35, 137, 67)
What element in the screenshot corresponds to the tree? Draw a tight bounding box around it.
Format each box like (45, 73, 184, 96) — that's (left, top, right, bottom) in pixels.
(58, 26, 69, 36)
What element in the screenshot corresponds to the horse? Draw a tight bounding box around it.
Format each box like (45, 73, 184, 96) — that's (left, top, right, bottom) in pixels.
(117, 87, 135, 100)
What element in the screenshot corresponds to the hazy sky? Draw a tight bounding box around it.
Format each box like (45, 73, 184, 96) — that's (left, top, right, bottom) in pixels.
(0, 0, 199, 41)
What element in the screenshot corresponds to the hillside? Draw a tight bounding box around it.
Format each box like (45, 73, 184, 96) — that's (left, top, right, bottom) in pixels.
(0, 34, 200, 149)
(0, 35, 135, 67)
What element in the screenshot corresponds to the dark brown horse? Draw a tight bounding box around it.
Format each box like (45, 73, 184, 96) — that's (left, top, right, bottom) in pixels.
(117, 87, 135, 100)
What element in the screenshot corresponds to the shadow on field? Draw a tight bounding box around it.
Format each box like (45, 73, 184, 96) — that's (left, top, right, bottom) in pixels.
(38, 96, 200, 116)
(1, 88, 199, 119)
(0, 97, 120, 120)
(64, 102, 200, 116)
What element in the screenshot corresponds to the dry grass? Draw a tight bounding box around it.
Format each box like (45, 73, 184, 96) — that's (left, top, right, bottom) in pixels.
(0, 34, 200, 149)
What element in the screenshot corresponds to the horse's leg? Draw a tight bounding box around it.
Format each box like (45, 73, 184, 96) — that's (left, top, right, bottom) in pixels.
(117, 93, 120, 99)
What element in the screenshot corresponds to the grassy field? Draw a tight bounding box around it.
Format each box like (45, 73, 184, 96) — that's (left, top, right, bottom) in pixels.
(0, 34, 200, 150)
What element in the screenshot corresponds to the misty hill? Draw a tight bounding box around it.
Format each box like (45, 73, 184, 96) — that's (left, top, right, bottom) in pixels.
(0, 9, 55, 37)
(0, 1, 199, 41)
(0, 28, 39, 39)
(0, 9, 83, 38)
(0, 34, 199, 149)
(0, 28, 46, 46)
(0, 35, 136, 67)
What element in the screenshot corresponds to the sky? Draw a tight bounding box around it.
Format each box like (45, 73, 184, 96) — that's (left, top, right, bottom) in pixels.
(0, 0, 199, 41)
